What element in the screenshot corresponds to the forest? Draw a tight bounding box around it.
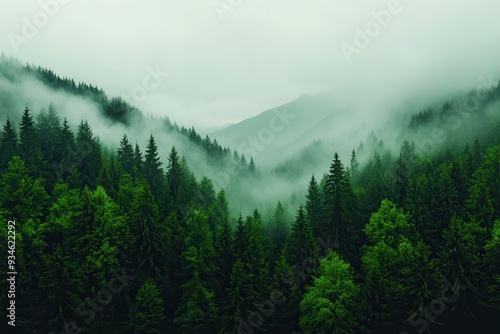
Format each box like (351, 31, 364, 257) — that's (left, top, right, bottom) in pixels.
(0, 57, 499, 334)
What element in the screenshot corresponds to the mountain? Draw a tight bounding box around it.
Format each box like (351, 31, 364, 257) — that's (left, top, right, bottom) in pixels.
(210, 93, 360, 167)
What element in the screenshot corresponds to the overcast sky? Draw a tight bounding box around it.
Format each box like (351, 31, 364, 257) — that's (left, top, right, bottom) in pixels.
(1, 0, 499, 131)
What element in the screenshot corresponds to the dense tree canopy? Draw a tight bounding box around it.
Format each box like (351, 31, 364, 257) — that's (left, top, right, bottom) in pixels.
(0, 100, 498, 334)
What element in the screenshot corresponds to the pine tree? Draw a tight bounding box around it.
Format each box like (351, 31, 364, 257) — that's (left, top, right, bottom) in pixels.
(174, 210, 217, 332)
(143, 135, 164, 200)
(305, 175, 322, 239)
(221, 216, 270, 333)
(299, 251, 360, 334)
(439, 216, 484, 300)
(36, 103, 61, 164)
(465, 173, 494, 230)
(133, 143, 143, 178)
(129, 278, 166, 334)
(350, 149, 360, 183)
(403, 241, 444, 325)
(19, 105, 37, 163)
(270, 254, 301, 333)
(131, 183, 167, 284)
(173, 272, 217, 333)
(0, 156, 48, 223)
(214, 216, 234, 299)
(323, 153, 355, 261)
(438, 216, 484, 330)
(98, 155, 122, 200)
(249, 157, 256, 174)
(361, 200, 419, 330)
(55, 118, 75, 181)
(166, 146, 183, 201)
(393, 152, 409, 206)
(284, 205, 318, 289)
(34, 244, 83, 333)
(483, 220, 500, 308)
(0, 117, 18, 171)
(75, 121, 102, 188)
(269, 201, 290, 258)
(118, 134, 134, 175)
(220, 260, 252, 334)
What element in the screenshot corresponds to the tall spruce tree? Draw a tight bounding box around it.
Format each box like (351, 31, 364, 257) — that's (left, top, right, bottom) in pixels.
(0, 117, 17, 171)
(323, 153, 355, 261)
(305, 175, 322, 239)
(143, 135, 164, 201)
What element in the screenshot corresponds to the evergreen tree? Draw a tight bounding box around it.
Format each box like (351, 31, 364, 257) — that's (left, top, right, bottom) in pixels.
(36, 103, 62, 164)
(129, 278, 166, 334)
(1, 117, 18, 171)
(118, 134, 134, 176)
(269, 201, 290, 258)
(174, 210, 217, 332)
(305, 175, 322, 239)
(19, 105, 37, 163)
(323, 153, 355, 261)
(131, 183, 167, 284)
(214, 216, 234, 300)
(361, 200, 419, 331)
(166, 146, 183, 203)
(299, 251, 360, 334)
(270, 254, 301, 333)
(393, 152, 409, 206)
(143, 134, 164, 201)
(133, 143, 143, 178)
(75, 121, 102, 188)
(249, 157, 256, 174)
(483, 220, 500, 308)
(349, 149, 360, 183)
(55, 118, 75, 181)
(465, 172, 494, 230)
(0, 156, 48, 223)
(284, 205, 318, 288)
(402, 241, 444, 329)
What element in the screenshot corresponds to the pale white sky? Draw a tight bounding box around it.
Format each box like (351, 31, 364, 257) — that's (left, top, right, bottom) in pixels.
(1, 0, 499, 130)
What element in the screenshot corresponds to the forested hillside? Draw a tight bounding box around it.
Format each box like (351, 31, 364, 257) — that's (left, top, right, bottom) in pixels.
(0, 99, 499, 333)
(0, 56, 499, 333)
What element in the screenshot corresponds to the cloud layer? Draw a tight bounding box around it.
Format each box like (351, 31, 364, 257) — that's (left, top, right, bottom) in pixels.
(1, 0, 499, 130)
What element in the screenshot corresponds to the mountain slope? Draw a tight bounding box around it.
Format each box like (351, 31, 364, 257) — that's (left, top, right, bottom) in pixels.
(210, 93, 353, 166)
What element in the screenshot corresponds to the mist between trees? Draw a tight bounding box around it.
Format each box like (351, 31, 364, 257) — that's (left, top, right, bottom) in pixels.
(0, 55, 499, 333)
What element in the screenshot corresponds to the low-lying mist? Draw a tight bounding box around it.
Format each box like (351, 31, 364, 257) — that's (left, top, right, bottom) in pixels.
(1, 60, 499, 225)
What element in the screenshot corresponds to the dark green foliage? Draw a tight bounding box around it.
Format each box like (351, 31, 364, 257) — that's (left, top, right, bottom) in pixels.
(75, 121, 102, 188)
(284, 205, 318, 286)
(118, 134, 134, 176)
(269, 201, 290, 258)
(19, 106, 37, 163)
(1, 117, 18, 171)
(322, 153, 356, 261)
(0, 92, 499, 333)
(143, 135, 164, 201)
(305, 174, 322, 239)
(130, 278, 166, 334)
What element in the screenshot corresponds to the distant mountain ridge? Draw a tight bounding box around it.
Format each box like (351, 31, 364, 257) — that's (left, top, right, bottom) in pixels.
(210, 93, 357, 166)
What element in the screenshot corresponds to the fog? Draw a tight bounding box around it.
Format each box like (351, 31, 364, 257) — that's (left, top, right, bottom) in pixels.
(1, 0, 500, 220)
(1, 0, 500, 132)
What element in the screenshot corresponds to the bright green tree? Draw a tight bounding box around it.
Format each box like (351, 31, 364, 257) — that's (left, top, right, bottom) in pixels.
(299, 251, 360, 334)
